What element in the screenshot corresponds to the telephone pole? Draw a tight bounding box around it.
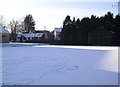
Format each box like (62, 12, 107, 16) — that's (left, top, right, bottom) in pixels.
(44, 26, 46, 31)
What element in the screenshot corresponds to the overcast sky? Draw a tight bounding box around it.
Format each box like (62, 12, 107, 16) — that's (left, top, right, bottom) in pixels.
(0, 0, 118, 31)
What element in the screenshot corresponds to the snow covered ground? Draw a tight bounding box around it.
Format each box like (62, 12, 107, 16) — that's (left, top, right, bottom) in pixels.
(1, 43, 119, 85)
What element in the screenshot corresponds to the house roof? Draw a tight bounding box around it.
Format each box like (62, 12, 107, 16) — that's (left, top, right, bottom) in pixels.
(54, 28, 62, 33)
(17, 33, 44, 38)
(0, 25, 9, 34)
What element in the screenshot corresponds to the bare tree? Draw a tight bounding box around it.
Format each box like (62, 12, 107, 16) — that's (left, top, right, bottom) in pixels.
(9, 18, 25, 34)
(9, 19, 19, 34)
(8, 18, 25, 41)
(0, 15, 7, 27)
(17, 21, 25, 33)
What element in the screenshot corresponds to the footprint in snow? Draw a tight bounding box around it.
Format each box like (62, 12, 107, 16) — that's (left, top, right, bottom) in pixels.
(66, 65, 79, 71)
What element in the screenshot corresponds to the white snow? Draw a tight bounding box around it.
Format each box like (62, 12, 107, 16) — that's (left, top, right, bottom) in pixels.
(0, 26, 9, 33)
(2, 43, 119, 85)
(17, 33, 44, 38)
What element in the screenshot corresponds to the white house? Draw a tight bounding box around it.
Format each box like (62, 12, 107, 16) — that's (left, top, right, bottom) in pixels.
(16, 33, 47, 42)
(54, 28, 62, 40)
(0, 25, 9, 43)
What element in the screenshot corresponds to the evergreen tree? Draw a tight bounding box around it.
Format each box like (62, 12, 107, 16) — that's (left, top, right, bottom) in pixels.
(61, 12, 119, 46)
(24, 14, 35, 33)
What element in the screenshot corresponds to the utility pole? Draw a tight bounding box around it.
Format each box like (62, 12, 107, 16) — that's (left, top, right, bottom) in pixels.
(44, 26, 46, 31)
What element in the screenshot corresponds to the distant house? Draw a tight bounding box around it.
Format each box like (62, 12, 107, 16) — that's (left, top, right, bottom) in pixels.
(54, 28, 62, 40)
(16, 33, 47, 43)
(0, 25, 9, 43)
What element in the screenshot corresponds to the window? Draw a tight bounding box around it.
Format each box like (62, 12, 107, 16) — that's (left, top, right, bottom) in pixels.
(28, 37, 30, 40)
(2, 35, 6, 37)
(35, 37, 39, 39)
(24, 37, 26, 40)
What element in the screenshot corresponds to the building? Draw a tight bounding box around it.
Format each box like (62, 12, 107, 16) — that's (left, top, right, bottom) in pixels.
(0, 25, 9, 43)
(16, 33, 48, 43)
(54, 28, 62, 40)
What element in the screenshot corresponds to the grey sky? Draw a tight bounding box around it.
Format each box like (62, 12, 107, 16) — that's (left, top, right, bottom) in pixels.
(0, 0, 118, 31)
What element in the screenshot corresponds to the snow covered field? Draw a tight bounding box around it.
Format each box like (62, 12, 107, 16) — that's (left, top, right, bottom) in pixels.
(1, 43, 119, 85)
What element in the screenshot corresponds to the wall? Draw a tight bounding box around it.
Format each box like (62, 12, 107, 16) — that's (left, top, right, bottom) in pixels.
(0, 33, 9, 43)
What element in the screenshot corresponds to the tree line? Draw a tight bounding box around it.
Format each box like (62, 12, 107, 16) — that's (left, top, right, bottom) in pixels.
(8, 14, 35, 41)
(61, 12, 120, 46)
(0, 14, 55, 43)
(0, 14, 35, 34)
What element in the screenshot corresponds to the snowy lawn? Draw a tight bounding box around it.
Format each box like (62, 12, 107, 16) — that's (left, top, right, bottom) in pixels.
(2, 43, 119, 85)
